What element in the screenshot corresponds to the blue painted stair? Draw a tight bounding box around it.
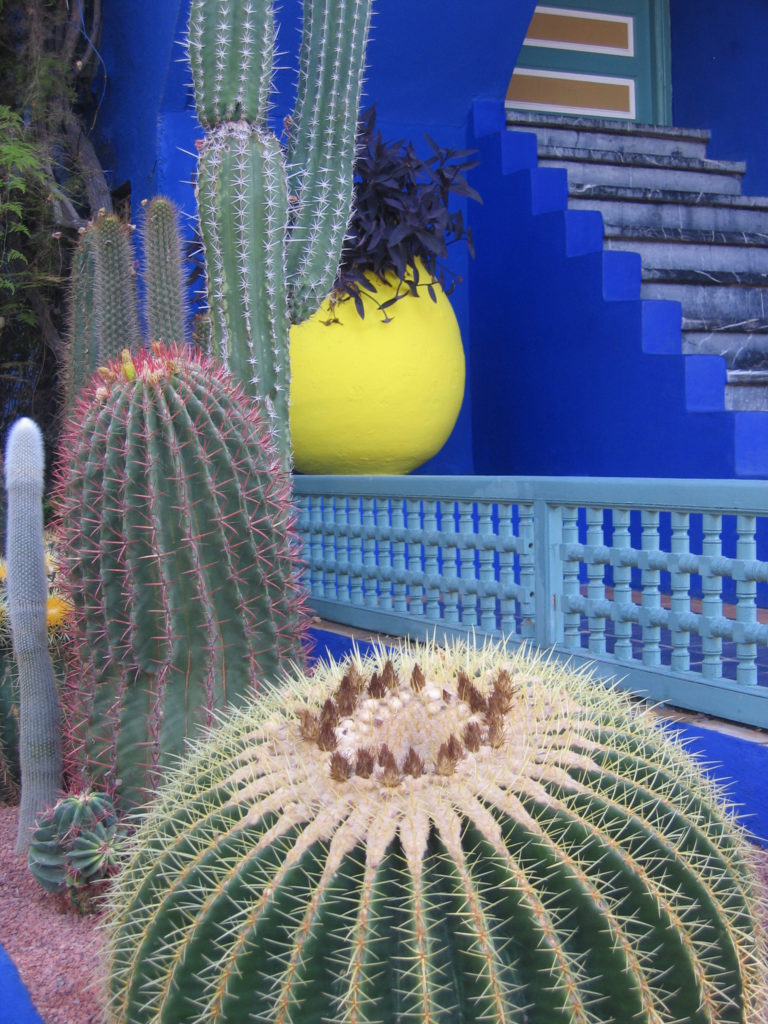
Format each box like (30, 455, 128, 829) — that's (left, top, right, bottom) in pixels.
(468, 100, 768, 478)
(507, 110, 768, 412)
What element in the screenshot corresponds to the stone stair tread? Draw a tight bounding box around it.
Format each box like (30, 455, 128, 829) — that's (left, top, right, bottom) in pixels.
(683, 317, 768, 333)
(570, 182, 768, 210)
(537, 144, 745, 176)
(728, 369, 768, 382)
(605, 224, 768, 247)
(643, 266, 768, 287)
(505, 108, 711, 143)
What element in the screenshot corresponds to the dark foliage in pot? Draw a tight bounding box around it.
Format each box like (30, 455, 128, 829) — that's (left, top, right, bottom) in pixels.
(333, 105, 482, 317)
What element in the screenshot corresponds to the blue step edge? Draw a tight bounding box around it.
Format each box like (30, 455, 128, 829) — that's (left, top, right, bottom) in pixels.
(0, 943, 44, 1024)
(309, 627, 768, 847)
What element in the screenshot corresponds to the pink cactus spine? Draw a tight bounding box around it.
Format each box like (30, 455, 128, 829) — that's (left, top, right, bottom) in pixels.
(54, 344, 307, 809)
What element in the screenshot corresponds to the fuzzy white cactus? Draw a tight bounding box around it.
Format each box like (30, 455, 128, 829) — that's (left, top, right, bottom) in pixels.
(4, 418, 62, 854)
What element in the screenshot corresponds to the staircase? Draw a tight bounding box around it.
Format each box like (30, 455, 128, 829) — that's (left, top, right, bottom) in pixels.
(506, 110, 768, 411)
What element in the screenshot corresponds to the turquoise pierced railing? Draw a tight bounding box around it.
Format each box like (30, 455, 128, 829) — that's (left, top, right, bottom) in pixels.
(294, 476, 768, 728)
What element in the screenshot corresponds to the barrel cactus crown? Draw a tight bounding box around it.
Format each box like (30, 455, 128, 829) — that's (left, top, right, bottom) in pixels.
(104, 641, 767, 1024)
(55, 344, 307, 809)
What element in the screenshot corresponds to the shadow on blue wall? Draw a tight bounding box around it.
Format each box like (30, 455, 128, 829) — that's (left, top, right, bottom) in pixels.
(671, 0, 768, 196)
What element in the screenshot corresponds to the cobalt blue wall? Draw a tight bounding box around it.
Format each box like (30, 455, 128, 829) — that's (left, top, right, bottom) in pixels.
(93, 0, 537, 475)
(670, 0, 768, 195)
(467, 102, 768, 479)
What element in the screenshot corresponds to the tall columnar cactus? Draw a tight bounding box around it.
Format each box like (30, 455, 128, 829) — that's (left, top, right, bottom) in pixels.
(142, 197, 188, 348)
(187, 0, 373, 465)
(92, 213, 142, 360)
(4, 418, 63, 854)
(104, 641, 767, 1024)
(55, 344, 306, 810)
(64, 199, 188, 407)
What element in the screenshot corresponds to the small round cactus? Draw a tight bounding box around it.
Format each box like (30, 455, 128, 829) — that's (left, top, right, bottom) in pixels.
(28, 789, 123, 911)
(105, 641, 767, 1024)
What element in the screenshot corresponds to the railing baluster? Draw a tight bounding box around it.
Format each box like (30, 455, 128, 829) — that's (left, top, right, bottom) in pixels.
(478, 501, 497, 631)
(459, 500, 477, 627)
(641, 509, 661, 667)
(561, 505, 581, 649)
(498, 502, 517, 637)
(736, 514, 757, 687)
(612, 507, 633, 661)
(391, 498, 407, 614)
(518, 502, 536, 639)
(586, 506, 606, 655)
(323, 496, 337, 600)
(336, 496, 350, 605)
(424, 499, 441, 621)
(701, 512, 723, 680)
(348, 496, 363, 606)
(406, 499, 424, 619)
(443, 501, 460, 625)
(362, 497, 377, 607)
(670, 511, 690, 673)
(309, 497, 324, 598)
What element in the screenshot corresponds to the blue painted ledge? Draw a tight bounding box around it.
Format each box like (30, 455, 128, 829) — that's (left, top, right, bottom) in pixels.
(4, 625, 766, 1024)
(0, 943, 44, 1024)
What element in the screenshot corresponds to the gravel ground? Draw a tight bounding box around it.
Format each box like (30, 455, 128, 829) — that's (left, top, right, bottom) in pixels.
(0, 804, 108, 1024)
(0, 801, 766, 1024)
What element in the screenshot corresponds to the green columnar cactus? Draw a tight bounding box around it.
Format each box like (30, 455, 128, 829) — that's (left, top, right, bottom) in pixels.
(104, 641, 767, 1024)
(4, 418, 63, 854)
(92, 213, 142, 361)
(143, 197, 188, 347)
(28, 789, 123, 910)
(187, 0, 373, 464)
(63, 224, 100, 413)
(55, 344, 306, 810)
(284, 0, 373, 322)
(64, 200, 187, 407)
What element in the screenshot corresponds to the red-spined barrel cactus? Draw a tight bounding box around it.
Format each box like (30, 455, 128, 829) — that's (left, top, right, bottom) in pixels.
(104, 641, 767, 1024)
(55, 344, 306, 809)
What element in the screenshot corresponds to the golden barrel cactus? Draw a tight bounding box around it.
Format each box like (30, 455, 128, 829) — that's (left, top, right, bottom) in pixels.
(105, 641, 767, 1024)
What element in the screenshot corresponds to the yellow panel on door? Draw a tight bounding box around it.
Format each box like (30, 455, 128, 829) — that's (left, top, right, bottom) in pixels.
(527, 7, 633, 55)
(507, 68, 635, 119)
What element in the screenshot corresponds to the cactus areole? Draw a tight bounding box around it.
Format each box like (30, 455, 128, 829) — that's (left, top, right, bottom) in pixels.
(55, 345, 306, 808)
(105, 641, 767, 1024)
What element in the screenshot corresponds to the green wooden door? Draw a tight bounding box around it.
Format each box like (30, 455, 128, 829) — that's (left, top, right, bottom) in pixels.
(507, 0, 671, 124)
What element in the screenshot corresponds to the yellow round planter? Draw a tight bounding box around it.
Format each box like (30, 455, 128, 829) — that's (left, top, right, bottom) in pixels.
(289, 271, 465, 474)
